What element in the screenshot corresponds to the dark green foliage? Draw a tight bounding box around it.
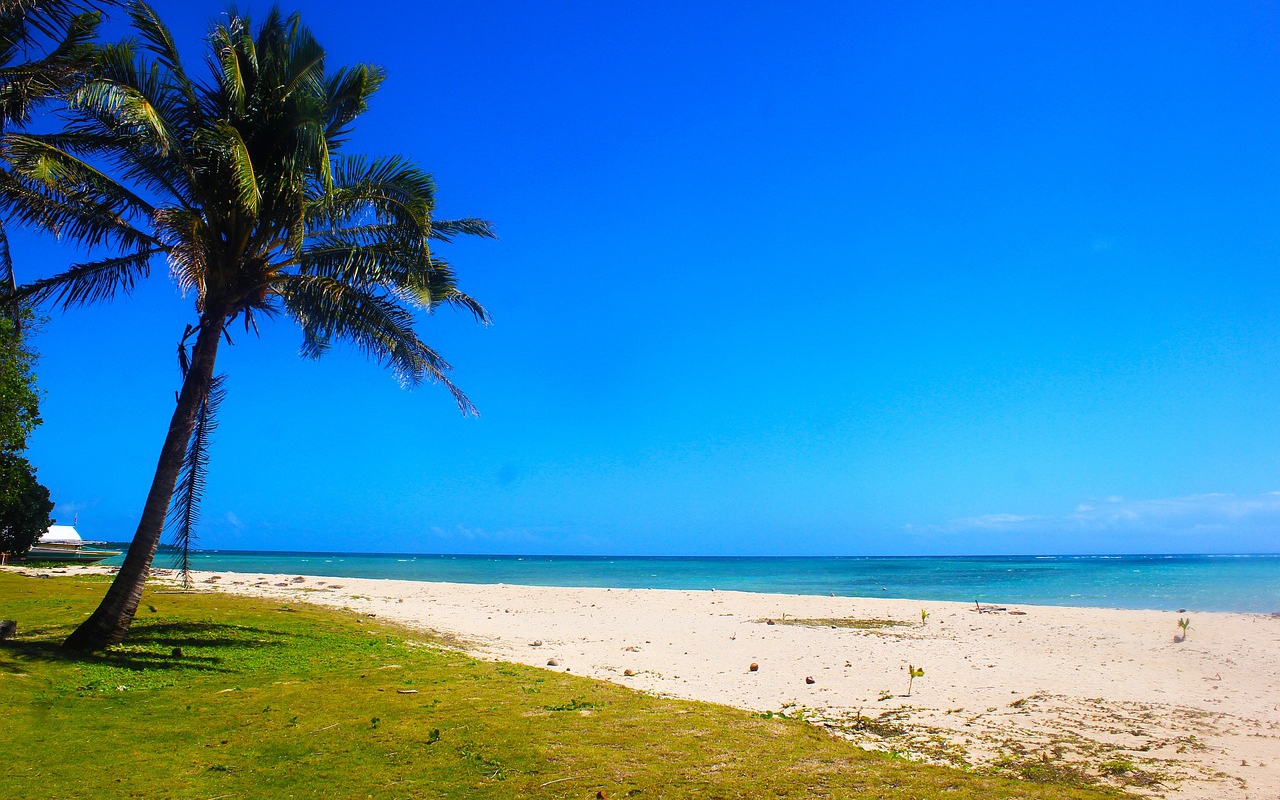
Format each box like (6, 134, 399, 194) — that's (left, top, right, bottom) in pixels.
(0, 310, 41, 452)
(0, 308, 51, 556)
(0, 451, 53, 554)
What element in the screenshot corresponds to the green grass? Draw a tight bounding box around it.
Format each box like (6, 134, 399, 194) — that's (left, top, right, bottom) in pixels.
(0, 572, 1123, 799)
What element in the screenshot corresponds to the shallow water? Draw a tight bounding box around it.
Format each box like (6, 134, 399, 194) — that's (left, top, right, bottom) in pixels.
(110, 550, 1280, 613)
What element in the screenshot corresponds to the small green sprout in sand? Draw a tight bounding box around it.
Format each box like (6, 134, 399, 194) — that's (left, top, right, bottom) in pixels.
(920, 609, 929, 626)
(1177, 617, 1191, 641)
(906, 664, 924, 696)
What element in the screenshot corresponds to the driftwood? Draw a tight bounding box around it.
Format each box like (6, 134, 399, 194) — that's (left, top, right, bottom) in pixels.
(972, 602, 1009, 614)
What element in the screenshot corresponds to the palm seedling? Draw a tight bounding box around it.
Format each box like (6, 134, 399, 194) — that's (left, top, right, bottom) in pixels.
(906, 663, 924, 696)
(1177, 617, 1191, 641)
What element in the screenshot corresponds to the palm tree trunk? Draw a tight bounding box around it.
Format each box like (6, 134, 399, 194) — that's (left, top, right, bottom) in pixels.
(62, 313, 223, 651)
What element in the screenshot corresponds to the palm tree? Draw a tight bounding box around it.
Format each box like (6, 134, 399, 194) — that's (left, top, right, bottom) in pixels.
(1, 2, 493, 650)
(0, 0, 103, 311)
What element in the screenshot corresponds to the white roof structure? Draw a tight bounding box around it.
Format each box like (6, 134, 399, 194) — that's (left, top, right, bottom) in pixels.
(39, 525, 83, 545)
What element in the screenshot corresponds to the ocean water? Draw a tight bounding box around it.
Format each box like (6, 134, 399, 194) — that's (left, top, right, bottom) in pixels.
(106, 550, 1280, 613)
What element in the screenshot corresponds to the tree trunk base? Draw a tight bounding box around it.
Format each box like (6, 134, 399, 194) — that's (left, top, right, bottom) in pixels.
(62, 604, 133, 651)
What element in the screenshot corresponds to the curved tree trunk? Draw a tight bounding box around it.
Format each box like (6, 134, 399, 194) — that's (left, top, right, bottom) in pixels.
(62, 313, 223, 651)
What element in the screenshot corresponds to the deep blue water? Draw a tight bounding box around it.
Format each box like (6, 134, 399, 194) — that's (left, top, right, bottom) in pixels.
(105, 550, 1280, 613)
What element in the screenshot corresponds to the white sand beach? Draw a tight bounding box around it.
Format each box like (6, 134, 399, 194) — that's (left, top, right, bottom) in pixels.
(50, 566, 1280, 798)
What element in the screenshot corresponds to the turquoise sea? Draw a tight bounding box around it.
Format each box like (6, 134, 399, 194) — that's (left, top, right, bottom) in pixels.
(105, 550, 1280, 614)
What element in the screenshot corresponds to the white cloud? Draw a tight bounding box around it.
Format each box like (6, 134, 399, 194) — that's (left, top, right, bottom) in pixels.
(426, 524, 551, 545)
(925, 491, 1280, 538)
(948, 513, 1037, 529)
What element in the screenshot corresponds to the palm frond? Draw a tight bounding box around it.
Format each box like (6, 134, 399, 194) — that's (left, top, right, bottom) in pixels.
(152, 206, 207, 303)
(208, 16, 248, 116)
(11, 247, 159, 308)
(312, 154, 435, 234)
(428, 216, 496, 242)
(0, 219, 13, 297)
(166, 371, 226, 588)
(321, 63, 383, 145)
(198, 119, 259, 214)
(3, 131, 158, 218)
(0, 168, 157, 252)
(276, 273, 475, 413)
(126, 0, 201, 125)
(67, 60, 180, 156)
(297, 235, 489, 324)
(0, 5, 100, 129)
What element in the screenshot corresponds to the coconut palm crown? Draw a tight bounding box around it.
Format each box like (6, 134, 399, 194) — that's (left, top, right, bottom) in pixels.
(1, 1, 493, 650)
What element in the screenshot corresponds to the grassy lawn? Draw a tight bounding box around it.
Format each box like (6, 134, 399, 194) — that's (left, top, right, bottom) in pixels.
(0, 572, 1123, 799)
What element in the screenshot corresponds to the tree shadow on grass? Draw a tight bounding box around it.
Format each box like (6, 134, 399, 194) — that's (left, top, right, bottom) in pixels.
(0, 620, 299, 676)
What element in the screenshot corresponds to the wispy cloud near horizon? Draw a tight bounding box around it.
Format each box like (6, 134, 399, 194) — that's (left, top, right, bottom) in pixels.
(912, 491, 1280, 543)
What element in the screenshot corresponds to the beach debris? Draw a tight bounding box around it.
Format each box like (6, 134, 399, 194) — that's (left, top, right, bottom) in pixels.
(171, 647, 183, 658)
(749, 662, 759, 672)
(624, 669, 635, 676)
(538, 776, 576, 788)
(396, 689, 419, 694)
(547, 658, 559, 666)
(829, 592, 835, 597)
(805, 676, 816, 685)
(623, 645, 641, 652)
(1008, 610, 1026, 615)
(0, 620, 16, 640)
(766, 619, 775, 625)
(291, 576, 306, 583)
(203, 576, 221, 583)
(530, 639, 543, 647)
(972, 602, 1008, 614)
(148, 605, 158, 613)
(906, 664, 924, 696)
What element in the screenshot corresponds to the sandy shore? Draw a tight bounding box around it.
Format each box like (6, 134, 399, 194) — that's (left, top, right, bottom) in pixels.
(33, 566, 1280, 798)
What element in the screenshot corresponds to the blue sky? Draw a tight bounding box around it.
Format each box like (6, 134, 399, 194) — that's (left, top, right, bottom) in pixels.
(15, 1, 1280, 555)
